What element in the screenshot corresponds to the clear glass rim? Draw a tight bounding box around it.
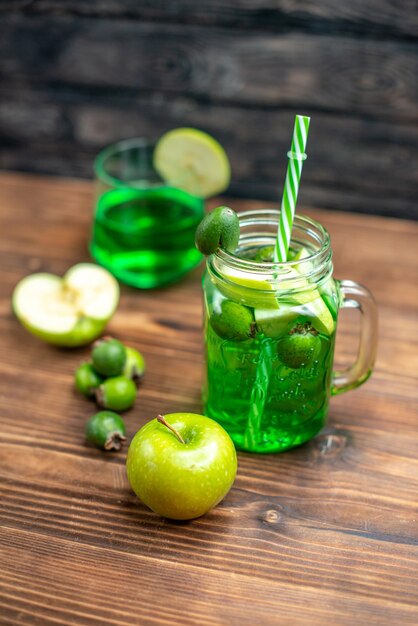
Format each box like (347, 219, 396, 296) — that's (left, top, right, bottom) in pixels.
(94, 137, 203, 200)
(214, 210, 331, 272)
(94, 137, 154, 188)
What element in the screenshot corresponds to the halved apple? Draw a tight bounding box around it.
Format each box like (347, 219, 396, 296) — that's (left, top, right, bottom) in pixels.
(12, 263, 119, 347)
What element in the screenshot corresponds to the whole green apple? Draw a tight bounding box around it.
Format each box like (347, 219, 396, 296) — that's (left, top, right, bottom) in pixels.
(126, 413, 237, 520)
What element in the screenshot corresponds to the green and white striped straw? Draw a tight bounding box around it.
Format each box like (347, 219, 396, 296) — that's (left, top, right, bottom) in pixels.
(274, 115, 311, 262)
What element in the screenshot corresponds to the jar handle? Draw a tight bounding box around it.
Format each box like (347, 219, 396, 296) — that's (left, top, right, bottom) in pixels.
(332, 280, 378, 395)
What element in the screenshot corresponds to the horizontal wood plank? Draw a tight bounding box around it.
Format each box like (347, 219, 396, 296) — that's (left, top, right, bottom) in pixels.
(1, 13, 417, 219)
(2, 442, 418, 587)
(1, 0, 417, 38)
(0, 16, 417, 121)
(2, 528, 417, 626)
(1, 90, 417, 218)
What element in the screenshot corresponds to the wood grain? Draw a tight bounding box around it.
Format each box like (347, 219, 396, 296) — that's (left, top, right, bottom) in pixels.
(0, 172, 418, 625)
(0, 10, 417, 218)
(1, 0, 417, 38)
(1, 15, 417, 120)
(1, 88, 417, 219)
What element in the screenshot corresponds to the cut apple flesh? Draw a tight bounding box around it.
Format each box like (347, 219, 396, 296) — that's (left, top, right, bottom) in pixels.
(13, 264, 119, 346)
(254, 307, 299, 339)
(64, 263, 119, 321)
(154, 128, 231, 198)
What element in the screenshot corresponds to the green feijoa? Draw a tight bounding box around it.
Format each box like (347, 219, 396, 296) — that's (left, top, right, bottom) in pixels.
(277, 323, 321, 369)
(123, 346, 146, 384)
(75, 363, 104, 397)
(195, 206, 239, 255)
(95, 376, 137, 411)
(210, 300, 255, 341)
(85, 411, 126, 451)
(92, 337, 127, 377)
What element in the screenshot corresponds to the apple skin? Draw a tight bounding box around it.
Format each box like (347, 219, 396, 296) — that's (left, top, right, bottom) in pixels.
(16, 315, 108, 348)
(126, 413, 237, 520)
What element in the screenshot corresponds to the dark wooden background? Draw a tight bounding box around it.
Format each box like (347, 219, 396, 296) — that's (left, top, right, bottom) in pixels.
(0, 1, 417, 218)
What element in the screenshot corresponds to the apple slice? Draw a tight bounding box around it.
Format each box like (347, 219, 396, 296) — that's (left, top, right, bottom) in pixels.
(254, 307, 299, 339)
(12, 263, 119, 347)
(154, 128, 231, 198)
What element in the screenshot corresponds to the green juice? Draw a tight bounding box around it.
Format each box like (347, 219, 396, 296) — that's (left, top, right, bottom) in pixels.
(90, 187, 203, 288)
(203, 245, 338, 453)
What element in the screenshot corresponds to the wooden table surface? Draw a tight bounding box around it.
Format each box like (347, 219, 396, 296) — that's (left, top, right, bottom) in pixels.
(0, 172, 417, 626)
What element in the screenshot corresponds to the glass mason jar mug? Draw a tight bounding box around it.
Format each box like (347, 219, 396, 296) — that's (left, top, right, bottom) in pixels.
(203, 210, 378, 453)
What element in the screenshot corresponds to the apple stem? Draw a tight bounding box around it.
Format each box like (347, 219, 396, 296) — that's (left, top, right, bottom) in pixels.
(157, 414, 185, 444)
